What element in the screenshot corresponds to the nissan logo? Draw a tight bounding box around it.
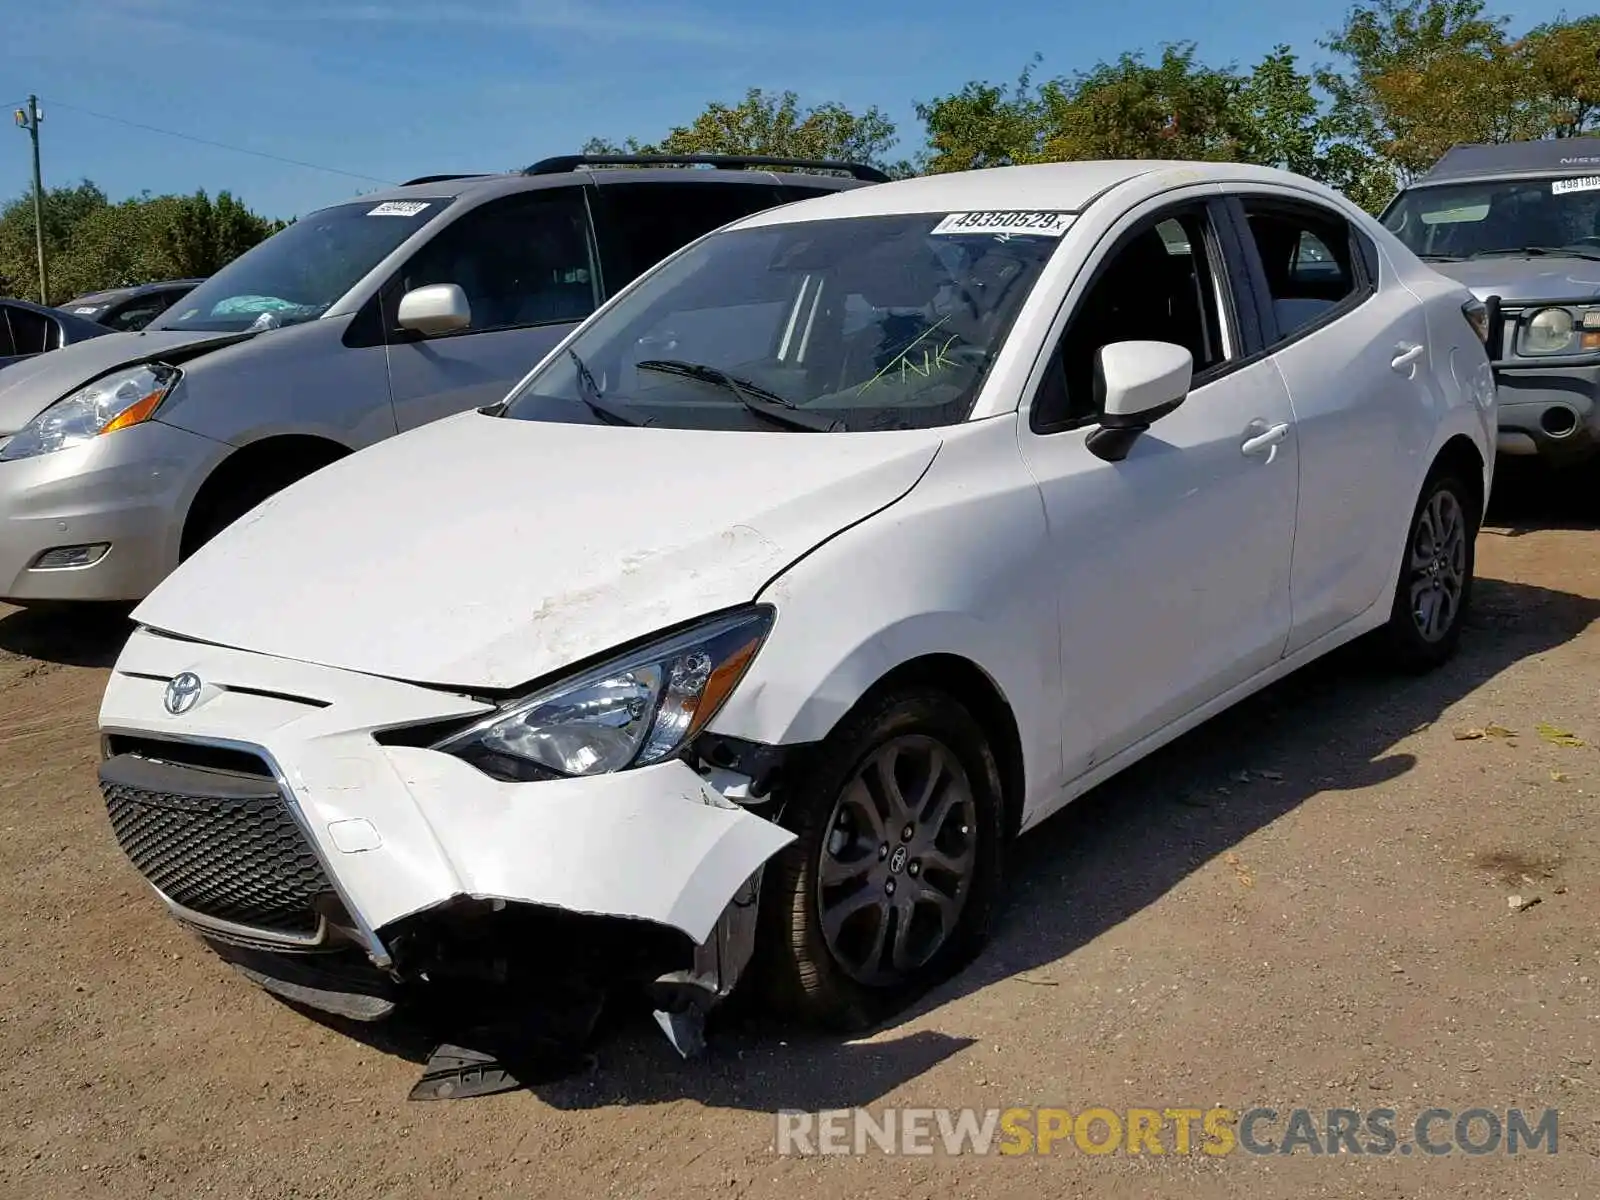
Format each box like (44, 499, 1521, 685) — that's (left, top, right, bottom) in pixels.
(163, 672, 203, 716)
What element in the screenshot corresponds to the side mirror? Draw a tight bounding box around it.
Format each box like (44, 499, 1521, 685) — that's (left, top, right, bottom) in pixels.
(1086, 340, 1193, 463)
(397, 283, 471, 337)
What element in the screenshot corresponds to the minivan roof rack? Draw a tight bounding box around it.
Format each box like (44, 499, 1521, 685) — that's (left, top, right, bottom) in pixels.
(522, 153, 892, 183)
(400, 173, 493, 186)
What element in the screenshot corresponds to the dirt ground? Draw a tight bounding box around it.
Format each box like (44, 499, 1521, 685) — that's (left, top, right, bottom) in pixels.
(1, 470, 1598, 1200)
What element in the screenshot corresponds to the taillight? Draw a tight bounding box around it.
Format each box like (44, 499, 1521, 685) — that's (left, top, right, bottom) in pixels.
(1462, 297, 1490, 345)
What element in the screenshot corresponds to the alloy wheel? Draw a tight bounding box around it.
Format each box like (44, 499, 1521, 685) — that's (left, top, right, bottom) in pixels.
(1408, 487, 1467, 643)
(816, 734, 978, 986)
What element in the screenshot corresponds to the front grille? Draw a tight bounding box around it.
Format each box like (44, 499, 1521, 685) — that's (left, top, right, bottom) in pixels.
(99, 751, 334, 936)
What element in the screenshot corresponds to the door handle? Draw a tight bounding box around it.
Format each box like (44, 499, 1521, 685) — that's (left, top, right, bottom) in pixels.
(1241, 422, 1290, 456)
(1391, 343, 1425, 372)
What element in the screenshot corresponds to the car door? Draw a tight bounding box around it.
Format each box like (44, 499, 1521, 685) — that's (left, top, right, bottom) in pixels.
(1016, 195, 1300, 776)
(1226, 191, 1432, 653)
(375, 186, 602, 431)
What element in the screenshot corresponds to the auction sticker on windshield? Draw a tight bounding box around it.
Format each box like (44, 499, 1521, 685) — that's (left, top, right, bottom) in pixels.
(1551, 176, 1600, 195)
(931, 211, 1073, 237)
(368, 201, 433, 217)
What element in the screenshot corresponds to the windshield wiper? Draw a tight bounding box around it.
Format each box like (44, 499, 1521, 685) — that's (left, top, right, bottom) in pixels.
(1418, 252, 1466, 262)
(635, 358, 842, 432)
(570, 349, 653, 427)
(1469, 245, 1600, 262)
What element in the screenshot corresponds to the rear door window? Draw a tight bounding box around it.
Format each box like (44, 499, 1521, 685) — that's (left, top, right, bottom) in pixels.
(6, 306, 56, 354)
(592, 180, 788, 294)
(0, 309, 16, 357)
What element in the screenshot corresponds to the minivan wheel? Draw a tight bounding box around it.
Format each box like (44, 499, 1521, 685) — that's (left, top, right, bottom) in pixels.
(754, 688, 1005, 1031)
(1381, 468, 1476, 671)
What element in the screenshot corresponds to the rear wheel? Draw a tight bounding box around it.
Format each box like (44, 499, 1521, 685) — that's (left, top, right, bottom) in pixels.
(754, 688, 1005, 1031)
(1381, 467, 1476, 670)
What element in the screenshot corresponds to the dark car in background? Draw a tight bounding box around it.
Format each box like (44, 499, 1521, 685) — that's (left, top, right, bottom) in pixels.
(0, 297, 112, 371)
(61, 279, 207, 332)
(1382, 136, 1600, 468)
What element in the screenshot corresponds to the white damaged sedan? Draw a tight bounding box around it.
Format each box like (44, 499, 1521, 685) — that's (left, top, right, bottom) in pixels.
(97, 160, 1496, 1065)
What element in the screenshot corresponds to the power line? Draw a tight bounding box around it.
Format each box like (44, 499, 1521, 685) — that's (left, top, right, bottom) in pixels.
(38, 97, 397, 186)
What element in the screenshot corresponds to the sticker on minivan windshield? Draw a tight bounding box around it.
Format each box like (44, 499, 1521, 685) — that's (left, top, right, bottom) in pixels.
(368, 200, 432, 217)
(930, 211, 1072, 237)
(1552, 176, 1600, 195)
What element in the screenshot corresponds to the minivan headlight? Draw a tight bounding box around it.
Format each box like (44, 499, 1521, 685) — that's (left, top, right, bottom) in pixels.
(0, 363, 181, 461)
(434, 607, 774, 780)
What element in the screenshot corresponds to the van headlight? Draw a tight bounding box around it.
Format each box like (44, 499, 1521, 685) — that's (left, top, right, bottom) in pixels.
(0, 364, 181, 461)
(434, 607, 774, 780)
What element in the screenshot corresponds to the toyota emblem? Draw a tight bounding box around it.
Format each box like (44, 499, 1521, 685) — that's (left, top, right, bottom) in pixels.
(164, 672, 203, 716)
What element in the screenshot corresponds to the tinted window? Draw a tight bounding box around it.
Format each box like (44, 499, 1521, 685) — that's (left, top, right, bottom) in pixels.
(153, 197, 450, 332)
(387, 188, 597, 332)
(1240, 200, 1359, 340)
(6, 305, 56, 355)
(501, 212, 1060, 433)
(596, 181, 786, 290)
(1383, 177, 1600, 261)
(0, 309, 15, 358)
(106, 297, 171, 331)
(1035, 208, 1229, 430)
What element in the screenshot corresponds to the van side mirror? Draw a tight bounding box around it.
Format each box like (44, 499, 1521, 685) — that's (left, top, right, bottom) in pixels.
(397, 283, 471, 337)
(1086, 340, 1193, 463)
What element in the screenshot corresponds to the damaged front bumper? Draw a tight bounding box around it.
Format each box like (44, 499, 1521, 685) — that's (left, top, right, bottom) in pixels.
(96, 628, 798, 1036)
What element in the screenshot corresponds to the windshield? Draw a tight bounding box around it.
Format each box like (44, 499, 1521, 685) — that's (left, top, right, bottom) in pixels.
(499, 212, 1064, 432)
(1383, 177, 1600, 261)
(151, 198, 450, 333)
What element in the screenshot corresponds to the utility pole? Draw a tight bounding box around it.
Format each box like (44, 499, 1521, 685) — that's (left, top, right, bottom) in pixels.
(13, 96, 47, 303)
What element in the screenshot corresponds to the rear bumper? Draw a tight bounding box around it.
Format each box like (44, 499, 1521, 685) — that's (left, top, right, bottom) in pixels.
(96, 628, 795, 973)
(1492, 363, 1600, 466)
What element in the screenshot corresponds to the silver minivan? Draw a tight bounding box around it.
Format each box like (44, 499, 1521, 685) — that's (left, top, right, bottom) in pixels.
(0, 154, 883, 603)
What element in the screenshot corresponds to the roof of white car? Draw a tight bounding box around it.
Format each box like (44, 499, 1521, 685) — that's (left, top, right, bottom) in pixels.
(736, 159, 1337, 228)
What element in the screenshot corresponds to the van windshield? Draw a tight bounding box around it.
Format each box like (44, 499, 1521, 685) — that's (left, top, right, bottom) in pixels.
(151, 198, 450, 333)
(1383, 177, 1600, 261)
(498, 212, 1064, 432)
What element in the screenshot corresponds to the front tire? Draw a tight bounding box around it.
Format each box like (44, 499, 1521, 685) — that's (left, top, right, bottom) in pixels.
(754, 688, 1006, 1032)
(1381, 467, 1477, 670)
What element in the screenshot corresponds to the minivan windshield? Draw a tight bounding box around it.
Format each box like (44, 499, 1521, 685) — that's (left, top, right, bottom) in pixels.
(499, 212, 1064, 432)
(1383, 177, 1600, 261)
(151, 198, 450, 333)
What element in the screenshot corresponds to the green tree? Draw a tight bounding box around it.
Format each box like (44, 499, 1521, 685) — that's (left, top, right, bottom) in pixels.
(1040, 44, 1251, 162)
(584, 88, 905, 173)
(0, 182, 279, 303)
(1321, 0, 1544, 178)
(917, 56, 1053, 172)
(1520, 14, 1600, 137)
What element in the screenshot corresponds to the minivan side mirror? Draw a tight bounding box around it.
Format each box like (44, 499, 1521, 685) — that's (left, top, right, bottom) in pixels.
(397, 283, 471, 337)
(1086, 340, 1193, 463)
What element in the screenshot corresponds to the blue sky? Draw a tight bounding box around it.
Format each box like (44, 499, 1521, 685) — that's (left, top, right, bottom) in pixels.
(1, 0, 1580, 220)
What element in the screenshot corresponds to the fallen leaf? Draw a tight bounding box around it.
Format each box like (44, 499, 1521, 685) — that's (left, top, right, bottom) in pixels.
(1536, 723, 1584, 748)
(1454, 724, 1516, 740)
(1551, 770, 1570, 782)
(1225, 853, 1255, 889)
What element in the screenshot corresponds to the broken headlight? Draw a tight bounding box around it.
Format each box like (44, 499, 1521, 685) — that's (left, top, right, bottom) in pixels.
(434, 606, 774, 780)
